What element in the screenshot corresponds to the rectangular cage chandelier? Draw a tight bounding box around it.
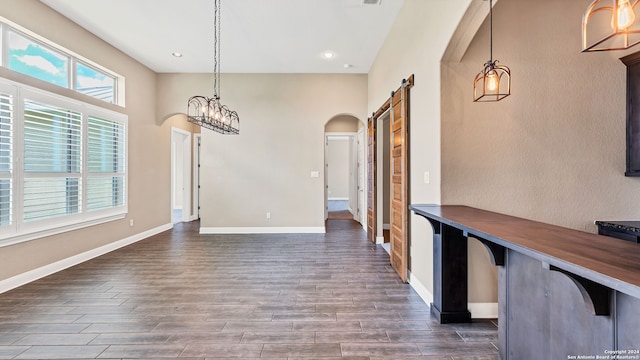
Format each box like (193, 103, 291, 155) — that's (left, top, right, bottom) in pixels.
(187, 0, 239, 134)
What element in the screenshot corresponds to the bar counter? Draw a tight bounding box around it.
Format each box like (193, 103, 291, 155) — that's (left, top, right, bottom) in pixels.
(410, 204, 640, 359)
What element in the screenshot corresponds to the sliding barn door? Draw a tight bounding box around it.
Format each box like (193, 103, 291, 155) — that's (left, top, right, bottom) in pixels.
(366, 116, 376, 243)
(389, 79, 412, 283)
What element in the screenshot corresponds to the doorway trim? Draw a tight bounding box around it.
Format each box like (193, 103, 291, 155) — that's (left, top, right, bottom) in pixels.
(193, 133, 201, 220)
(324, 132, 359, 222)
(171, 127, 192, 223)
(376, 110, 391, 245)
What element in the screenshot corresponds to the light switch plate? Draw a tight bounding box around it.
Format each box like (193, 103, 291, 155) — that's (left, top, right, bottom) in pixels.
(311, 171, 320, 178)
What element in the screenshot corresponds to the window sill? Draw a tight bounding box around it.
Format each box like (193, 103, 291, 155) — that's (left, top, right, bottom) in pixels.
(0, 211, 127, 248)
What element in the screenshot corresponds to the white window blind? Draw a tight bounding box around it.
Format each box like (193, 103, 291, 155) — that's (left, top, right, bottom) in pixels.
(0, 79, 127, 245)
(87, 116, 125, 211)
(23, 99, 82, 222)
(0, 91, 13, 228)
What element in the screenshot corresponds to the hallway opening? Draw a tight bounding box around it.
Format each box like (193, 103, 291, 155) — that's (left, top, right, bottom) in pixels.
(324, 115, 365, 227)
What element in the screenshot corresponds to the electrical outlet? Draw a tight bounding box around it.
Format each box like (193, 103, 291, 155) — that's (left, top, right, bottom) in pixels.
(424, 171, 430, 184)
(266, 212, 271, 219)
(129, 219, 134, 227)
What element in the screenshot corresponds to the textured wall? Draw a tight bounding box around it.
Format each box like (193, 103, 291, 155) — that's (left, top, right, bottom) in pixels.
(442, 0, 640, 231)
(442, 0, 640, 302)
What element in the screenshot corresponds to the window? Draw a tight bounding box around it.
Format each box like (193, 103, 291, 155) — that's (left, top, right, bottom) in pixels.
(87, 116, 125, 211)
(23, 99, 82, 222)
(0, 91, 13, 227)
(0, 79, 127, 245)
(76, 62, 115, 104)
(7, 30, 69, 88)
(1, 19, 122, 105)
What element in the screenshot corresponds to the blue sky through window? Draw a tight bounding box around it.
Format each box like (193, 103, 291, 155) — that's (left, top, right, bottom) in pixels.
(8, 31, 68, 88)
(76, 62, 114, 103)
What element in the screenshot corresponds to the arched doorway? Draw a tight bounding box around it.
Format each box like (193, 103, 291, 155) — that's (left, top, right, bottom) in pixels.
(324, 115, 365, 227)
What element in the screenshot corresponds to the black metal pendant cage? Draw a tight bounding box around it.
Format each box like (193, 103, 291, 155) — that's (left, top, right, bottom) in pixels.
(187, 95, 239, 135)
(473, 0, 511, 103)
(186, 0, 240, 134)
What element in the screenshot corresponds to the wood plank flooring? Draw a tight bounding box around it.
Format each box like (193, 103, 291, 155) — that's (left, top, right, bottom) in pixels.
(0, 219, 498, 359)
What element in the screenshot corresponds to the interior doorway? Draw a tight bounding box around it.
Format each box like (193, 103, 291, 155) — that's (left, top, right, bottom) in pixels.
(367, 76, 414, 283)
(326, 134, 357, 220)
(377, 112, 391, 248)
(171, 127, 192, 224)
(324, 115, 364, 224)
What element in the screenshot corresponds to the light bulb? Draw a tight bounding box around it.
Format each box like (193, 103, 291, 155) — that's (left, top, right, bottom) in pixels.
(615, 0, 636, 30)
(485, 70, 499, 92)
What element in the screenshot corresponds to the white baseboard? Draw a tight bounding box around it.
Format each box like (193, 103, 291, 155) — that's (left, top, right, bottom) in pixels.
(468, 302, 499, 319)
(375, 236, 384, 244)
(409, 271, 434, 304)
(408, 271, 498, 319)
(0, 222, 173, 295)
(200, 227, 326, 234)
(328, 197, 348, 201)
(381, 242, 390, 255)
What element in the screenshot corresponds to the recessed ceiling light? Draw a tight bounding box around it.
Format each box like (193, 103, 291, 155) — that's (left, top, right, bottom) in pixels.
(172, 52, 183, 58)
(322, 51, 335, 59)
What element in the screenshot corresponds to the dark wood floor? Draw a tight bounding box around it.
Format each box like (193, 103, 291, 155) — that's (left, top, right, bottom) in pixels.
(0, 219, 498, 359)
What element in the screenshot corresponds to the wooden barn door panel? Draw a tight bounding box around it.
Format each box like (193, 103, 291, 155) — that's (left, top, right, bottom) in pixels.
(389, 78, 412, 283)
(367, 116, 376, 243)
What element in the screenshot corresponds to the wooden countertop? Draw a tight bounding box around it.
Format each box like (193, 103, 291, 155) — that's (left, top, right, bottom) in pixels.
(410, 204, 640, 299)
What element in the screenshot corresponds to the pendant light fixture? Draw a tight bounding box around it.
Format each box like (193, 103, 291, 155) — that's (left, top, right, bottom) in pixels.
(187, 0, 239, 134)
(473, 0, 511, 102)
(582, 0, 640, 52)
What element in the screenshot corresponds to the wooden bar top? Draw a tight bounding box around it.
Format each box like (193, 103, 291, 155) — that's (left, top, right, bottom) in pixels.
(410, 204, 640, 299)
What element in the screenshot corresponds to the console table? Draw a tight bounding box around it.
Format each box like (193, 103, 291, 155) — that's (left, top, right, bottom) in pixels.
(410, 204, 640, 359)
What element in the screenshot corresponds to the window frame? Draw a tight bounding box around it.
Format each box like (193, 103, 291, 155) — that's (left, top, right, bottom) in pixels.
(0, 17, 123, 106)
(0, 78, 128, 247)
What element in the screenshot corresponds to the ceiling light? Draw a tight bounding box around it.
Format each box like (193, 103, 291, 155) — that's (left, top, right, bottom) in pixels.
(343, 64, 353, 68)
(323, 52, 335, 59)
(473, 0, 511, 102)
(582, 0, 640, 52)
(187, 0, 239, 135)
(172, 52, 183, 57)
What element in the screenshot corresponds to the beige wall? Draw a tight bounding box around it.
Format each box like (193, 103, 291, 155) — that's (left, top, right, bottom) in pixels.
(325, 115, 359, 133)
(157, 73, 367, 230)
(443, 0, 640, 231)
(327, 138, 351, 199)
(0, 0, 180, 281)
(442, 0, 640, 303)
(368, 0, 472, 298)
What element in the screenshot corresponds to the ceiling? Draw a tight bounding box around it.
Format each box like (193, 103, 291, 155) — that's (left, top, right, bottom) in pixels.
(39, 0, 405, 74)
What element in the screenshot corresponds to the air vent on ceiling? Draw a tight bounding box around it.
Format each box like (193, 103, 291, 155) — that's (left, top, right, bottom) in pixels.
(362, 0, 381, 5)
